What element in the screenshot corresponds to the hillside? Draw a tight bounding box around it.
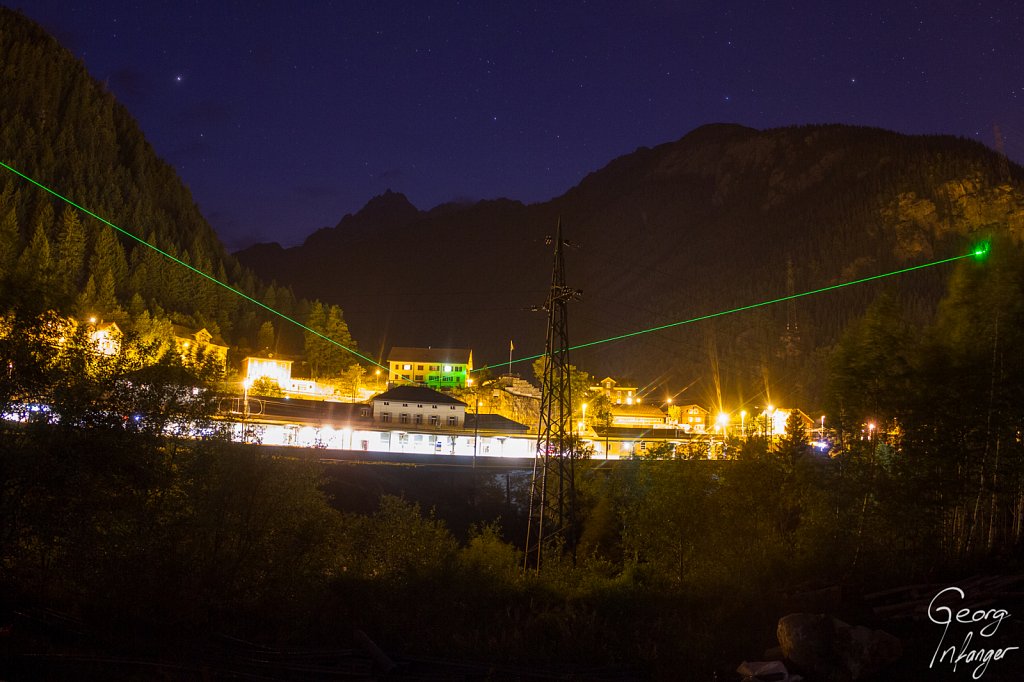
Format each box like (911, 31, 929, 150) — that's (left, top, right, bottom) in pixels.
(237, 123, 1024, 406)
(0, 7, 314, 358)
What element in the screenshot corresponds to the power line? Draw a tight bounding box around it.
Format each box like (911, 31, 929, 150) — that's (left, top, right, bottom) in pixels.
(476, 245, 989, 373)
(0, 159, 390, 374)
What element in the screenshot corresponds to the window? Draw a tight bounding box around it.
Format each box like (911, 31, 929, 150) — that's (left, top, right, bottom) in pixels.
(447, 416, 457, 426)
(414, 414, 423, 425)
(400, 413, 409, 424)
(360, 407, 369, 417)
(402, 363, 412, 371)
(450, 405, 456, 410)
(430, 365, 438, 371)
(402, 403, 409, 407)
(383, 401, 390, 406)
(430, 415, 439, 426)
(432, 405, 437, 409)
(380, 412, 391, 423)
(415, 375, 424, 382)
(443, 364, 453, 372)
(417, 364, 424, 370)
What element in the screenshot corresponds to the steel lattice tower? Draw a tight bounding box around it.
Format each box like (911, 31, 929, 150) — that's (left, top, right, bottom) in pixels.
(524, 221, 582, 571)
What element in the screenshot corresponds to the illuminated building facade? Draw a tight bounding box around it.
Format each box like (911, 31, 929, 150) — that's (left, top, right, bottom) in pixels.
(387, 347, 473, 389)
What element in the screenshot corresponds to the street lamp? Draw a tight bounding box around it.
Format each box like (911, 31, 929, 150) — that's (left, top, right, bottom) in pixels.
(716, 412, 729, 440)
(468, 378, 479, 466)
(868, 422, 876, 441)
(242, 378, 253, 443)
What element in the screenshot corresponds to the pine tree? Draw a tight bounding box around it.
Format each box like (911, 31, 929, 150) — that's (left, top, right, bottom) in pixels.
(15, 220, 55, 299)
(0, 207, 19, 280)
(87, 227, 128, 296)
(256, 320, 275, 354)
(55, 204, 87, 295)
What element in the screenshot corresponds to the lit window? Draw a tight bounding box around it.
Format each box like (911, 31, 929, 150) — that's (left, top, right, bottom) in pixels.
(403, 364, 412, 371)
(444, 364, 453, 372)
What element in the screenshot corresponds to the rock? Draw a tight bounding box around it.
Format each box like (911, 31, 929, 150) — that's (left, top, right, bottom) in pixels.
(777, 613, 836, 677)
(777, 613, 901, 681)
(835, 624, 902, 680)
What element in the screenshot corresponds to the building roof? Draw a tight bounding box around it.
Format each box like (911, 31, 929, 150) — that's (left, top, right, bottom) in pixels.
(387, 347, 472, 364)
(171, 324, 228, 348)
(464, 413, 531, 433)
(373, 385, 467, 406)
(243, 355, 293, 366)
(610, 403, 668, 419)
(592, 426, 697, 440)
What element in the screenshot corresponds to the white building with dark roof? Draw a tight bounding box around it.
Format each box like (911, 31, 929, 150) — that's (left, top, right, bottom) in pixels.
(372, 384, 467, 429)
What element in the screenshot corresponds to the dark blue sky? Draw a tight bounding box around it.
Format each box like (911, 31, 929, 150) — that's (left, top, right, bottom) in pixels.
(15, 1, 1024, 250)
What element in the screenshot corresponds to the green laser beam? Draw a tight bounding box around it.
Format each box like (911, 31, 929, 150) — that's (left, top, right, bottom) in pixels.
(0, 159, 393, 375)
(475, 248, 984, 373)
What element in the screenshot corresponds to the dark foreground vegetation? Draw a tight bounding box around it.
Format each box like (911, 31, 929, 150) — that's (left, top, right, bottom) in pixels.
(3, 239, 1024, 679)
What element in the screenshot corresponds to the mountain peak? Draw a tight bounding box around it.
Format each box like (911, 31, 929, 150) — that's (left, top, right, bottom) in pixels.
(339, 189, 419, 229)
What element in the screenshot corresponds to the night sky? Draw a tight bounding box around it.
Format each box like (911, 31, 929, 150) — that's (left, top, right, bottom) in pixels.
(15, 1, 1024, 251)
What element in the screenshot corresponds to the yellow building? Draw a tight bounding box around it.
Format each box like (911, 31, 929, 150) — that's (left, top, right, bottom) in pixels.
(593, 377, 639, 405)
(387, 347, 473, 389)
(671, 404, 709, 433)
(172, 324, 228, 370)
(243, 356, 293, 386)
(89, 321, 122, 357)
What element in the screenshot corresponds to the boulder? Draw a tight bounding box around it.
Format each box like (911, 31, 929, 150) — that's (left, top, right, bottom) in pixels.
(777, 613, 901, 681)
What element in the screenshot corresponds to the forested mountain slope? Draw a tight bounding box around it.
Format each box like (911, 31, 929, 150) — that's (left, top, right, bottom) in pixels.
(239, 123, 1024, 405)
(0, 7, 341, 363)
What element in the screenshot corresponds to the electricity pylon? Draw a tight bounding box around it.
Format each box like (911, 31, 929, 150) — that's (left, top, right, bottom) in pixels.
(524, 220, 582, 572)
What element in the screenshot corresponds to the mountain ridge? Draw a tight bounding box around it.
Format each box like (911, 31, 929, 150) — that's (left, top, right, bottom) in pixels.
(236, 123, 1024, 406)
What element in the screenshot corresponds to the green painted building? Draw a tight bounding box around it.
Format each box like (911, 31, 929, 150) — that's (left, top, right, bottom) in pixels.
(387, 347, 473, 389)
